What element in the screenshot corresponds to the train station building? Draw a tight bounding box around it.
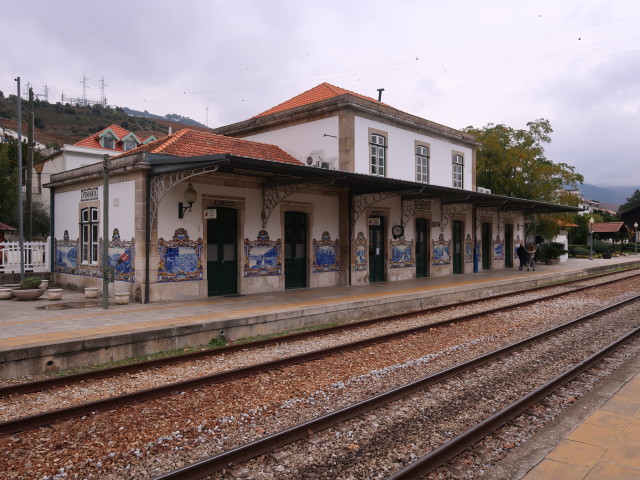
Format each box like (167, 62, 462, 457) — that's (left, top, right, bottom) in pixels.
(46, 83, 579, 303)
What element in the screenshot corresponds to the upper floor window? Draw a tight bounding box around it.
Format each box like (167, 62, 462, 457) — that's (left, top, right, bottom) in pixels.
(102, 136, 115, 149)
(416, 145, 429, 183)
(452, 154, 464, 189)
(80, 207, 99, 264)
(370, 133, 386, 177)
(123, 139, 137, 151)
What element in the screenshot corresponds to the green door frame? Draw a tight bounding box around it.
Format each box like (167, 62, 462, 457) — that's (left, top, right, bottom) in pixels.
(482, 222, 492, 270)
(452, 220, 463, 274)
(207, 207, 238, 296)
(369, 216, 385, 282)
(284, 211, 307, 289)
(504, 223, 513, 268)
(415, 218, 430, 278)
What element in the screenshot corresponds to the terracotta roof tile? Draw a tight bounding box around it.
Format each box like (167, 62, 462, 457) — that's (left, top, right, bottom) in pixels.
(254, 82, 387, 118)
(0, 222, 16, 231)
(590, 222, 629, 233)
(114, 128, 303, 165)
(74, 124, 151, 152)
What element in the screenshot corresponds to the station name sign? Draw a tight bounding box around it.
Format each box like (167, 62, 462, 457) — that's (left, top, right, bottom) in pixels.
(81, 187, 99, 201)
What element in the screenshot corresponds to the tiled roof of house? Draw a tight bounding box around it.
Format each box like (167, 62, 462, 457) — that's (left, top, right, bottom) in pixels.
(254, 82, 387, 118)
(590, 222, 629, 233)
(115, 128, 303, 165)
(0, 222, 16, 231)
(74, 124, 156, 151)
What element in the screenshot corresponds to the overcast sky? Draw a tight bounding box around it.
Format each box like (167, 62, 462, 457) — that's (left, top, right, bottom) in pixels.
(3, 0, 640, 188)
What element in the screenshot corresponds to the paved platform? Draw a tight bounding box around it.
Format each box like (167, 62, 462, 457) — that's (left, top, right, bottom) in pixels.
(1, 256, 639, 378)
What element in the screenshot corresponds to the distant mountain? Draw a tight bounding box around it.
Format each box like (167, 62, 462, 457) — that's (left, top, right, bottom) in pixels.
(123, 108, 207, 128)
(579, 184, 635, 207)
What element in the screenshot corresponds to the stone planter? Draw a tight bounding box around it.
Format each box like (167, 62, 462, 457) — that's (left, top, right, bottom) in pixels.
(39, 280, 49, 289)
(0, 288, 13, 299)
(114, 292, 130, 305)
(84, 287, 99, 299)
(545, 258, 560, 265)
(47, 289, 63, 301)
(11, 289, 45, 300)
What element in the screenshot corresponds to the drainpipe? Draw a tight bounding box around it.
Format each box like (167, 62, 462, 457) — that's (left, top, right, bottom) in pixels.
(348, 192, 353, 286)
(49, 186, 54, 274)
(472, 205, 478, 273)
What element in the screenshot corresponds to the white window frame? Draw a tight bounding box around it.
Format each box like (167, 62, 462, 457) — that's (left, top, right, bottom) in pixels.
(452, 154, 464, 189)
(370, 133, 386, 177)
(416, 145, 429, 183)
(80, 206, 99, 264)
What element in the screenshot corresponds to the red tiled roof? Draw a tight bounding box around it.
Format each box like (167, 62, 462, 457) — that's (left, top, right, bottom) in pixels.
(0, 222, 16, 231)
(590, 222, 629, 233)
(254, 82, 387, 118)
(74, 124, 149, 152)
(114, 128, 303, 165)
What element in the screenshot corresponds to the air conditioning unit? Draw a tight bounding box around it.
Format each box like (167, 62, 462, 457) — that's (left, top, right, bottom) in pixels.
(476, 187, 492, 194)
(306, 154, 337, 170)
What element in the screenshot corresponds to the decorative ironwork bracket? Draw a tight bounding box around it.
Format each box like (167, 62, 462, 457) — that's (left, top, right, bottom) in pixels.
(150, 165, 220, 227)
(440, 203, 469, 232)
(351, 192, 399, 234)
(401, 198, 433, 228)
(261, 183, 310, 228)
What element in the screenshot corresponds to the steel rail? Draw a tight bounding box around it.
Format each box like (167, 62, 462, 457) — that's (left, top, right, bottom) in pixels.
(387, 325, 640, 479)
(147, 294, 640, 480)
(2, 268, 637, 399)
(1, 275, 638, 436)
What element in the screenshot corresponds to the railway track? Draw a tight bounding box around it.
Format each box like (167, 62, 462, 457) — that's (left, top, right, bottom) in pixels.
(148, 295, 640, 480)
(1, 273, 640, 479)
(1, 270, 639, 437)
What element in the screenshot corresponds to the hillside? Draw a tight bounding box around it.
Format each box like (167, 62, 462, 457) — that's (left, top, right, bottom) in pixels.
(0, 94, 212, 148)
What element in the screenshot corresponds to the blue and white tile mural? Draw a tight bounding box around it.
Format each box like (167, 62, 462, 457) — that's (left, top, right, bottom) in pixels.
(432, 233, 452, 265)
(244, 230, 282, 277)
(353, 231, 368, 271)
(493, 235, 504, 260)
(390, 238, 414, 268)
(158, 228, 203, 282)
(465, 234, 474, 263)
(108, 228, 134, 282)
(55, 230, 78, 273)
(312, 231, 339, 273)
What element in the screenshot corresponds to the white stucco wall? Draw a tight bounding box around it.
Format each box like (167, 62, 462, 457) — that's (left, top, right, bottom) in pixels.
(53, 180, 136, 240)
(243, 117, 340, 168)
(353, 117, 474, 190)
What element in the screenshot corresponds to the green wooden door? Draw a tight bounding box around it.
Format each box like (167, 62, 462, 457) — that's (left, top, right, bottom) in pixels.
(504, 224, 513, 268)
(207, 208, 237, 296)
(369, 216, 385, 282)
(453, 220, 463, 274)
(482, 222, 492, 270)
(285, 211, 307, 289)
(415, 218, 429, 278)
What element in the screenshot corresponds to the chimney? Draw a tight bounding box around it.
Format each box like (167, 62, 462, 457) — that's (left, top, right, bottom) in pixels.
(168, 126, 173, 135)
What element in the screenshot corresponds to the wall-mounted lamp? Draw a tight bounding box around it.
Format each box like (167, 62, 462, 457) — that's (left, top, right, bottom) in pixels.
(178, 182, 197, 219)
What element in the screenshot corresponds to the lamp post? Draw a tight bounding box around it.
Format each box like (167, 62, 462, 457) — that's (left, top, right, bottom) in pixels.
(635, 222, 638, 255)
(589, 217, 594, 260)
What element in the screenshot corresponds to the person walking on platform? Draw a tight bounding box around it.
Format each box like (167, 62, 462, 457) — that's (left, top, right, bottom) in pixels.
(526, 244, 536, 271)
(516, 243, 527, 271)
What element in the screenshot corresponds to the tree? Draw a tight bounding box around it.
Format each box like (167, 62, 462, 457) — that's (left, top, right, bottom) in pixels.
(619, 189, 640, 213)
(464, 119, 584, 204)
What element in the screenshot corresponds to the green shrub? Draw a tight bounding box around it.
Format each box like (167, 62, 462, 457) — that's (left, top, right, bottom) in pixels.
(19, 276, 42, 289)
(592, 240, 610, 254)
(208, 336, 227, 348)
(572, 247, 591, 256)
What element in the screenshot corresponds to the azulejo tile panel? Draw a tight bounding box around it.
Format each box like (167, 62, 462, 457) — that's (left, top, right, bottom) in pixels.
(158, 228, 203, 283)
(493, 235, 504, 260)
(353, 231, 368, 271)
(390, 238, 414, 268)
(108, 228, 135, 282)
(244, 230, 282, 277)
(312, 231, 339, 273)
(465, 234, 474, 263)
(55, 230, 78, 274)
(432, 233, 452, 265)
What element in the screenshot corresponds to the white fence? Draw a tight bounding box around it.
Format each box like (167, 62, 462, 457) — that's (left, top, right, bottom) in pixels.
(0, 237, 51, 273)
